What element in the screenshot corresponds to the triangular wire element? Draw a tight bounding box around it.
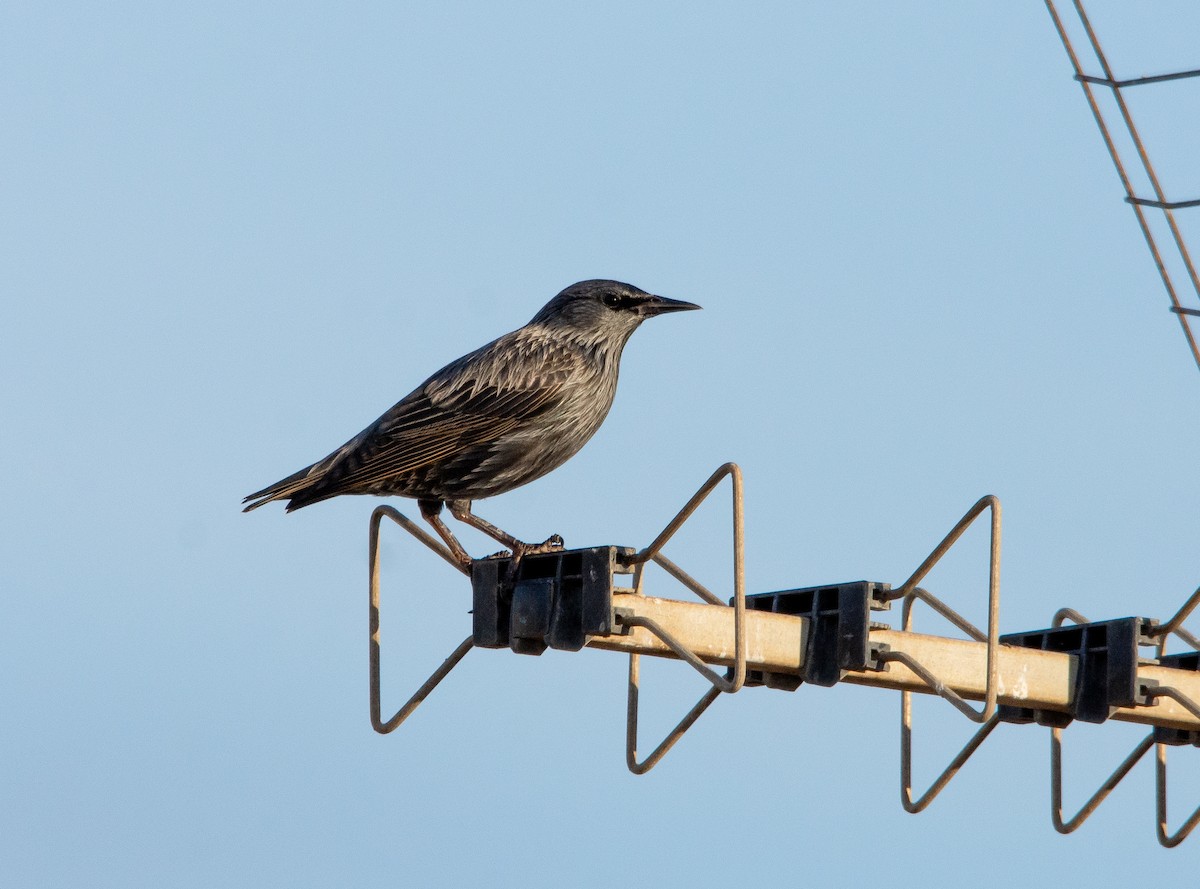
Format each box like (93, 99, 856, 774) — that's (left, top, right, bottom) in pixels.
(622, 463, 746, 774)
(369, 505, 473, 734)
(1051, 727, 1154, 833)
(878, 494, 1003, 812)
(1043, 609, 1153, 833)
(1156, 737, 1200, 848)
(1148, 595, 1200, 847)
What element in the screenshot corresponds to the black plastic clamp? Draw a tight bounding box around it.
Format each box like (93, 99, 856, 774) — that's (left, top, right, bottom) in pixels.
(471, 546, 634, 655)
(999, 617, 1158, 726)
(742, 581, 891, 690)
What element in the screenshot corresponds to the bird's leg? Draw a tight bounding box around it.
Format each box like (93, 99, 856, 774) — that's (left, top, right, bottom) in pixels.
(446, 499, 564, 581)
(418, 498, 473, 570)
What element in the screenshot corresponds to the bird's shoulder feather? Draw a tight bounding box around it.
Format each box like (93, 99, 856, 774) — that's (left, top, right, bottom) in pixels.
(314, 328, 592, 493)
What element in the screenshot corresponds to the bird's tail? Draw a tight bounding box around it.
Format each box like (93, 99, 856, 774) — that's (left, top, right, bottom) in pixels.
(242, 462, 326, 512)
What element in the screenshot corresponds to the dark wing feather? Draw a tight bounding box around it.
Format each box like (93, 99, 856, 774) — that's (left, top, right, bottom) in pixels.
(245, 330, 584, 509)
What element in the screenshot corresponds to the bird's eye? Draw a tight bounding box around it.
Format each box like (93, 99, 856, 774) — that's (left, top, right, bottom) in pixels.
(601, 293, 621, 309)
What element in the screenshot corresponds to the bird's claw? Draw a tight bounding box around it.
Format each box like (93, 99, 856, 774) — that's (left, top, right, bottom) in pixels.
(483, 534, 565, 563)
(526, 533, 565, 555)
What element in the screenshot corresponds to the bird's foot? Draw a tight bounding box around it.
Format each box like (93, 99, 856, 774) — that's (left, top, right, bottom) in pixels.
(483, 534, 565, 562)
(490, 534, 566, 585)
(523, 533, 565, 556)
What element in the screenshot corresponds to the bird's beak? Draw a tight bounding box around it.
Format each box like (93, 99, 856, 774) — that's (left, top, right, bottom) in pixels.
(637, 294, 702, 317)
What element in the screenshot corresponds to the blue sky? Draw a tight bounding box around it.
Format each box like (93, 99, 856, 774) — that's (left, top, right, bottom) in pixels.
(4, 2, 1200, 885)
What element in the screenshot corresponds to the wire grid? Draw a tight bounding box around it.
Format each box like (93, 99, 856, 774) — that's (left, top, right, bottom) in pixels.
(1045, 0, 1200, 373)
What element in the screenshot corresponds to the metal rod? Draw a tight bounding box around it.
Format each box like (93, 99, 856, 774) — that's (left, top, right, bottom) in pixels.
(1127, 196, 1200, 211)
(617, 613, 741, 692)
(1076, 68, 1200, 88)
(626, 664, 722, 775)
(1155, 585, 1200, 640)
(882, 648, 988, 722)
(1157, 741, 1200, 848)
(371, 637, 474, 734)
(1044, 0, 1200, 372)
(1052, 607, 1091, 627)
(875, 497, 1003, 813)
(594, 594, 1200, 732)
(890, 495, 1002, 724)
(368, 505, 474, 735)
(622, 463, 747, 773)
(899, 713, 1001, 814)
(1146, 685, 1200, 722)
(1051, 730, 1154, 834)
(905, 586, 986, 643)
(650, 552, 725, 606)
(1074, 0, 1200, 323)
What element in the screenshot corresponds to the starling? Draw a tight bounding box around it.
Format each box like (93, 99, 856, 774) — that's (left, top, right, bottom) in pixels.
(243, 279, 700, 566)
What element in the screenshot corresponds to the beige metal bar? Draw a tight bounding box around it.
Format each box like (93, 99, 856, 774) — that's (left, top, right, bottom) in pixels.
(594, 594, 806, 670)
(589, 593, 1200, 732)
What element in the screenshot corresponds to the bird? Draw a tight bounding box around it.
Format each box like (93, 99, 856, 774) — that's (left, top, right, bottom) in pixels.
(243, 279, 701, 568)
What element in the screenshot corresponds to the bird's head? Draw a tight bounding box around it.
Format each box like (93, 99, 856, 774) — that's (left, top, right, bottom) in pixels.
(529, 280, 700, 345)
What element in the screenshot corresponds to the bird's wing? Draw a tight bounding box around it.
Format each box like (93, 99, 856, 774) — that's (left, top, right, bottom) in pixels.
(316, 331, 582, 493)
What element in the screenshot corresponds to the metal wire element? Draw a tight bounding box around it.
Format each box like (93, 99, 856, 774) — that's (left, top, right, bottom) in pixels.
(368, 505, 473, 734)
(879, 495, 1002, 812)
(1048, 598, 1200, 845)
(1045, 608, 1155, 833)
(1053, 731, 1155, 834)
(1045, 0, 1200, 373)
(1156, 725, 1200, 848)
(1076, 68, 1200, 89)
(1129, 197, 1200, 211)
(1145, 586, 1200, 846)
(899, 713, 1002, 815)
(650, 552, 725, 607)
(1152, 585, 1200, 651)
(622, 462, 746, 774)
(1149, 668, 1200, 847)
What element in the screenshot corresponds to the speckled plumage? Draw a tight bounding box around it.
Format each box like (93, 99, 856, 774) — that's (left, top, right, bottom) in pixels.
(243, 281, 699, 542)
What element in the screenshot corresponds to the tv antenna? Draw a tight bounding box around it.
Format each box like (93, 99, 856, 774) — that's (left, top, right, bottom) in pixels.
(368, 463, 1200, 848)
(355, 2, 1200, 851)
